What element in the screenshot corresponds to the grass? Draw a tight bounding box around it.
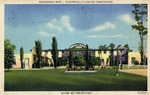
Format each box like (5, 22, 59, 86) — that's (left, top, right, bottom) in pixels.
(5, 68, 147, 91)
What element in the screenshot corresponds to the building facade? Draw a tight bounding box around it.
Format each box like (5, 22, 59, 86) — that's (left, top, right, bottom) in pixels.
(13, 43, 142, 69)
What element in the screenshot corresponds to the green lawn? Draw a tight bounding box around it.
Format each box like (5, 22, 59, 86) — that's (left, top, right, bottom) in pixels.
(5, 68, 147, 91)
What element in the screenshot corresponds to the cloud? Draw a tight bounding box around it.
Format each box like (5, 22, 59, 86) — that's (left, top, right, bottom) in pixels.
(47, 19, 63, 32)
(117, 14, 135, 24)
(38, 31, 56, 37)
(89, 22, 116, 32)
(61, 16, 75, 32)
(84, 34, 125, 39)
(46, 15, 75, 33)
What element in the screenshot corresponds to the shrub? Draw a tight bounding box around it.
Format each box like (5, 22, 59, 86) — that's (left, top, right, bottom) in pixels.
(72, 66, 77, 71)
(66, 64, 69, 69)
(84, 66, 87, 70)
(41, 63, 44, 67)
(80, 66, 84, 70)
(89, 66, 93, 70)
(50, 63, 54, 67)
(134, 60, 139, 65)
(44, 63, 49, 66)
(77, 66, 81, 71)
(32, 63, 36, 68)
(67, 68, 71, 71)
(92, 66, 96, 70)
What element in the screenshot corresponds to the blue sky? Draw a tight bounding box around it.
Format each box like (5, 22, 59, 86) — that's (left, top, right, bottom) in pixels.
(5, 4, 144, 53)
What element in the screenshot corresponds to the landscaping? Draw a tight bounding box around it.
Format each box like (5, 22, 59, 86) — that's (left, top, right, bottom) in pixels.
(5, 68, 147, 91)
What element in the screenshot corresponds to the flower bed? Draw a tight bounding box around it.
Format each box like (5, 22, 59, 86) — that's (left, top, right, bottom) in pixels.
(65, 70, 97, 73)
(65, 65, 97, 73)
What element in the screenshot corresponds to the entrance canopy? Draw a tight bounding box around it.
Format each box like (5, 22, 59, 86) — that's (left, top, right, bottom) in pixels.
(69, 43, 86, 49)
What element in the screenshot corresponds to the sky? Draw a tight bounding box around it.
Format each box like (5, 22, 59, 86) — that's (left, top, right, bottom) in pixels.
(5, 4, 146, 54)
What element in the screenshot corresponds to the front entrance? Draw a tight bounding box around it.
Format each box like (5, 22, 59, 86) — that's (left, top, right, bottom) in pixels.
(24, 58, 29, 69)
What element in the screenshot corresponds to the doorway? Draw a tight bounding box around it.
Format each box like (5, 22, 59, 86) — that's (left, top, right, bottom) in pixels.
(24, 58, 29, 69)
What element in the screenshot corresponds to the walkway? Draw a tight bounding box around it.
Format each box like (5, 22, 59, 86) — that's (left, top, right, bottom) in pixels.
(119, 69, 147, 77)
(7, 66, 66, 71)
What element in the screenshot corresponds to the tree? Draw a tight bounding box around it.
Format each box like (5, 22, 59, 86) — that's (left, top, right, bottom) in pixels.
(4, 39, 16, 71)
(98, 45, 103, 65)
(138, 43, 142, 64)
(116, 45, 121, 75)
(35, 40, 42, 68)
(51, 37, 58, 69)
(89, 53, 94, 68)
(124, 44, 130, 64)
(103, 45, 107, 53)
(98, 45, 102, 58)
(20, 47, 24, 68)
(85, 44, 89, 70)
(69, 49, 73, 68)
(109, 43, 115, 66)
(132, 4, 147, 65)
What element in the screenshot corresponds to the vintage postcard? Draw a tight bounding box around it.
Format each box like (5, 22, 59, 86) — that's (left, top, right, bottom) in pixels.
(0, 0, 149, 95)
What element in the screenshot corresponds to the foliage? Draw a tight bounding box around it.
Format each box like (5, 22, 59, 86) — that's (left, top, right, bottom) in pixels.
(57, 59, 61, 66)
(95, 57, 100, 66)
(43, 57, 49, 66)
(103, 45, 108, 53)
(51, 37, 58, 69)
(77, 66, 81, 71)
(88, 54, 94, 68)
(41, 62, 44, 67)
(132, 4, 147, 34)
(33, 54, 36, 63)
(134, 60, 139, 65)
(32, 63, 36, 68)
(124, 44, 130, 51)
(20, 47, 24, 68)
(98, 45, 102, 54)
(109, 43, 115, 66)
(4, 39, 16, 71)
(74, 55, 85, 66)
(85, 44, 89, 70)
(116, 45, 121, 69)
(59, 58, 67, 66)
(35, 40, 42, 68)
(124, 44, 130, 64)
(98, 45, 103, 66)
(131, 4, 147, 65)
(69, 49, 73, 68)
(138, 43, 143, 63)
(50, 63, 54, 67)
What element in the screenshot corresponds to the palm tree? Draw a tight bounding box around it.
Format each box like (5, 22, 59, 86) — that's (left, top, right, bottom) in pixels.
(109, 43, 115, 66)
(103, 45, 108, 54)
(116, 45, 121, 75)
(138, 43, 143, 64)
(98, 45, 103, 59)
(132, 4, 147, 65)
(124, 44, 130, 64)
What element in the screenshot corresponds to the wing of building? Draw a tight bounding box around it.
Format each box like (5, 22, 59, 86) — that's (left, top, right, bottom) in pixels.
(13, 43, 146, 69)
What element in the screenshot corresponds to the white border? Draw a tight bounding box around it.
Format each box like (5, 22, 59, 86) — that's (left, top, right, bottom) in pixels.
(0, 0, 149, 95)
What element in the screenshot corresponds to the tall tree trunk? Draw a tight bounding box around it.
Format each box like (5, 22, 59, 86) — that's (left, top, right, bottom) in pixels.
(140, 34, 144, 64)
